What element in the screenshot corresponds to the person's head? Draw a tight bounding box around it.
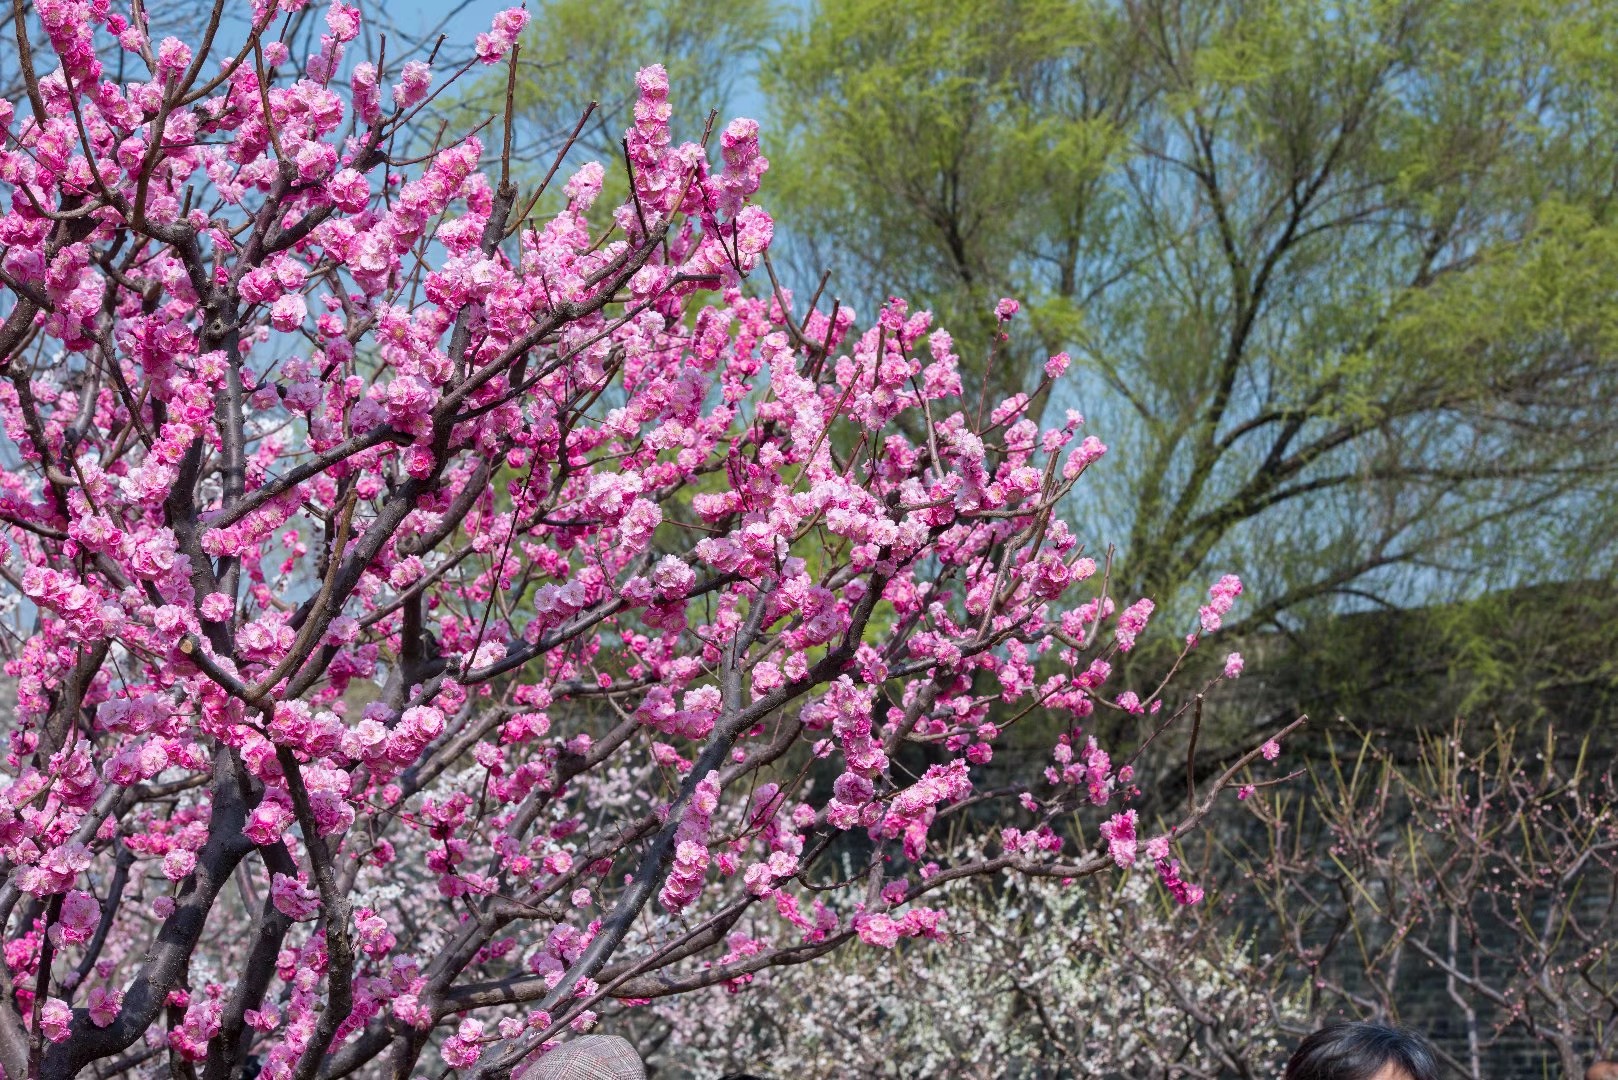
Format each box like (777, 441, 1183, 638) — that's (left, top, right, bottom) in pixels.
(518, 1034, 646, 1080)
(1587, 1062, 1618, 1080)
(1283, 1022, 1440, 1080)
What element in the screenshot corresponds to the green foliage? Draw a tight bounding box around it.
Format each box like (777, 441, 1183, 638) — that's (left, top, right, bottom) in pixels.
(765, 0, 1141, 389)
(765, 0, 1618, 628)
(453, 0, 1618, 743)
(1251, 580, 1618, 738)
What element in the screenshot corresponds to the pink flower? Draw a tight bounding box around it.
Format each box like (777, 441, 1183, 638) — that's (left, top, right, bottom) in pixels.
(156, 37, 192, 81)
(39, 998, 72, 1043)
(1114, 598, 1154, 652)
(1044, 351, 1071, 378)
(853, 912, 900, 948)
(87, 986, 122, 1027)
(330, 168, 369, 213)
(564, 162, 605, 208)
(162, 848, 197, 882)
(1098, 809, 1138, 868)
(352, 62, 382, 123)
(48, 889, 100, 947)
(994, 297, 1020, 320)
(1063, 435, 1107, 478)
(1223, 652, 1244, 678)
(475, 7, 530, 63)
(326, 1, 361, 42)
(393, 60, 432, 109)
(270, 873, 321, 921)
(650, 554, 695, 598)
(1155, 857, 1204, 906)
(244, 796, 295, 846)
(244, 1006, 279, 1032)
(270, 293, 307, 332)
(1198, 573, 1244, 634)
(1261, 738, 1281, 761)
(18, 840, 93, 896)
(832, 771, 874, 804)
(441, 1018, 485, 1068)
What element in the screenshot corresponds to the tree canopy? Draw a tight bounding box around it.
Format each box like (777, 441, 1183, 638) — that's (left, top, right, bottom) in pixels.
(764, 0, 1618, 626)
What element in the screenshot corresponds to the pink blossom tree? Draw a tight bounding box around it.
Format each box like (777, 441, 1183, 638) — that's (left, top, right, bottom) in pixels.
(0, 3, 1295, 1078)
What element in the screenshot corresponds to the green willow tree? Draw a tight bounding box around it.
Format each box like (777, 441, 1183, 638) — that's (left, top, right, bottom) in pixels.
(766, 0, 1618, 628)
(466, 0, 1618, 640)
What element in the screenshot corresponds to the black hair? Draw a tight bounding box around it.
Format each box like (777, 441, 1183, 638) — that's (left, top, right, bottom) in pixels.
(1283, 1022, 1441, 1080)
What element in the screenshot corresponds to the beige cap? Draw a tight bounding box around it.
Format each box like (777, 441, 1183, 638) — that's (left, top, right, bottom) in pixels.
(518, 1035, 646, 1080)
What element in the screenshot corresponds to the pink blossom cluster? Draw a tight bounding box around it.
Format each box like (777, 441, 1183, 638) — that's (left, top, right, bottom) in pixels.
(1114, 598, 1154, 652)
(1198, 573, 1245, 635)
(659, 771, 721, 915)
(476, 8, 531, 64)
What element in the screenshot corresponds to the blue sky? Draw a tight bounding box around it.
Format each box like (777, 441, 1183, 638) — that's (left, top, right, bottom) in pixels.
(378, 0, 509, 55)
